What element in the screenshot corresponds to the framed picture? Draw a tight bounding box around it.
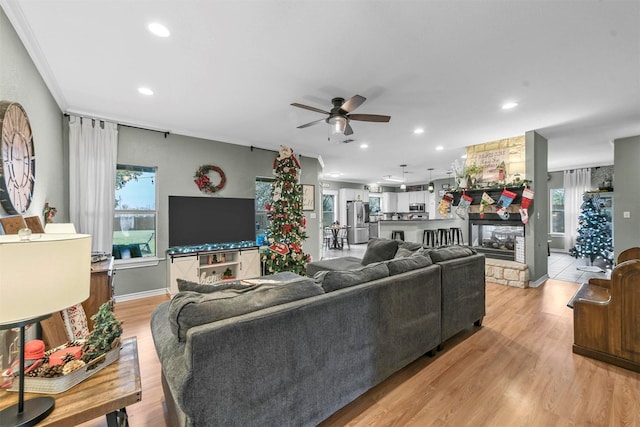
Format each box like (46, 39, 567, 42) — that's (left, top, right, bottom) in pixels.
(302, 184, 315, 211)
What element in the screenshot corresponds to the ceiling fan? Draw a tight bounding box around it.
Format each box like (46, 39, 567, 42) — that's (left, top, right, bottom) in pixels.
(291, 95, 391, 136)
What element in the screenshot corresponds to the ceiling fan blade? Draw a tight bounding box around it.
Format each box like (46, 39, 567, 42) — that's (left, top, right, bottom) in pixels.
(291, 103, 330, 115)
(344, 122, 354, 136)
(297, 118, 326, 129)
(348, 114, 391, 123)
(341, 95, 366, 113)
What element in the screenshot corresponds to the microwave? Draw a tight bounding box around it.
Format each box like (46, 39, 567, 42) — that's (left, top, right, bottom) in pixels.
(409, 203, 425, 212)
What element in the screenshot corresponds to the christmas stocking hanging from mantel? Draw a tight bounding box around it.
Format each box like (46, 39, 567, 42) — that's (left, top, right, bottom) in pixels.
(455, 192, 473, 220)
(479, 192, 495, 218)
(519, 186, 535, 224)
(495, 188, 517, 220)
(438, 193, 454, 217)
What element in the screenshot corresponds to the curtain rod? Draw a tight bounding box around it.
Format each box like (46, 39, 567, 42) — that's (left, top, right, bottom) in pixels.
(64, 113, 170, 138)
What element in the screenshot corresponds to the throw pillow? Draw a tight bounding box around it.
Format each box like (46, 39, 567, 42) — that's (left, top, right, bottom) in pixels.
(314, 262, 389, 292)
(169, 277, 324, 341)
(386, 252, 433, 276)
(429, 245, 476, 262)
(177, 278, 249, 293)
(361, 238, 399, 265)
(61, 303, 90, 340)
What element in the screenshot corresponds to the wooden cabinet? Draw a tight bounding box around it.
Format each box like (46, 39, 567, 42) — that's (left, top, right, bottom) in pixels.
(83, 257, 115, 331)
(167, 248, 260, 295)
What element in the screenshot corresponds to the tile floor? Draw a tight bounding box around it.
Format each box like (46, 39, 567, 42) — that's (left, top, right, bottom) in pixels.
(320, 243, 610, 284)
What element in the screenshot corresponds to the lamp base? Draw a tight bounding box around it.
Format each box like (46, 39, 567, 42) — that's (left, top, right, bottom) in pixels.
(0, 396, 55, 427)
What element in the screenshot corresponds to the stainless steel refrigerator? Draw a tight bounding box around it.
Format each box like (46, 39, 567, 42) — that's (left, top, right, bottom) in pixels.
(347, 201, 370, 244)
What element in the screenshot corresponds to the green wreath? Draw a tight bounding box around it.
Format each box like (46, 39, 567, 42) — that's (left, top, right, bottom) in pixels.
(194, 165, 226, 193)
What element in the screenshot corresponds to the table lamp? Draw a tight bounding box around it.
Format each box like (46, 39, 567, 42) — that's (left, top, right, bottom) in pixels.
(0, 232, 91, 427)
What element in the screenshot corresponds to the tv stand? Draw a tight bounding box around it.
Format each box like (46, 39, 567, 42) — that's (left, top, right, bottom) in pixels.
(166, 242, 260, 295)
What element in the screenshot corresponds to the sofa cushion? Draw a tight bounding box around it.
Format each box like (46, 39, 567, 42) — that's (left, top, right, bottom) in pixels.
(429, 245, 476, 262)
(314, 262, 389, 292)
(361, 238, 399, 265)
(177, 278, 246, 293)
(169, 276, 324, 341)
(394, 241, 424, 258)
(305, 256, 364, 277)
(386, 252, 433, 276)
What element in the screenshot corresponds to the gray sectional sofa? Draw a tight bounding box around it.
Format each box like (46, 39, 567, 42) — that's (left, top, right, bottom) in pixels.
(151, 238, 485, 427)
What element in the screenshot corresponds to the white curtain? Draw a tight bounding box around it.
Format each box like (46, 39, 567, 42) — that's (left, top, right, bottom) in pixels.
(69, 116, 118, 253)
(563, 168, 591, 252)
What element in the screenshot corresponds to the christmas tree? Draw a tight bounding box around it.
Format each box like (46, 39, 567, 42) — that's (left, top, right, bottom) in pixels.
(569, 194, 614, 265)
(262, 146, 311, 275)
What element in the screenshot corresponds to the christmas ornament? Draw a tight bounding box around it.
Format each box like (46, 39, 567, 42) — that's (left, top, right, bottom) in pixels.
(495, 188, 517, 220)
(519, 186, 535, 224)
(479, 192, 495, 218)
(455, 192, 473, 220)
(438, 193, 454, 217)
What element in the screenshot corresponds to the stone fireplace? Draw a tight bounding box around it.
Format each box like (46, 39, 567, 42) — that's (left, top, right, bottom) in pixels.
(468, 213, 525, 262)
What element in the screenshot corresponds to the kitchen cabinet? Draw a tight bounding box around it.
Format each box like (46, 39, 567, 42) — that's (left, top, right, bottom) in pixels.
(339, 188, 369, 224)
(409, 191, 426, 204)
(381, 192, 397, 213)
(397, 192, 410, 212)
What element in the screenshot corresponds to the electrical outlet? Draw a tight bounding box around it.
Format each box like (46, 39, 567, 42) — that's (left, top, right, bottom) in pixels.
(623, 211, 631, 219)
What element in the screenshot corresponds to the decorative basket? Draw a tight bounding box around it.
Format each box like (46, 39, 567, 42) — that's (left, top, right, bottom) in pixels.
(7, 343, 121, 395)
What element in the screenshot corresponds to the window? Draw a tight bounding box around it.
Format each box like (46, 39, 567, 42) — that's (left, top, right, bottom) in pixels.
(113, 165, 157, 260)
(322, 193, 336, 228)
(550, 188, 565, 234)
(369, 195, 381, 214)
(255, 178, 274, 246)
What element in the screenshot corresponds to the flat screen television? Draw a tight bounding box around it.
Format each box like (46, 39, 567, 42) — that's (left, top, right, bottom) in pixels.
(169, 196, 256, 247)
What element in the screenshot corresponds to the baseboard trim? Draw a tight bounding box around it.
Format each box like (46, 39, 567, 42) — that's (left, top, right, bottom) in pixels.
(115, 288, 168, 303)
(529, 274, 549, 288)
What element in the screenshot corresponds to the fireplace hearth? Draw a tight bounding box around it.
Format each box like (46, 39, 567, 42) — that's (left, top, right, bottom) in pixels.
(469, 213, 525, 261)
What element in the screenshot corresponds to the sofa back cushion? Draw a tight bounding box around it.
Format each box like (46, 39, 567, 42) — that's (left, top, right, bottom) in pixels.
(394, 241, 424, 258)
(169, 276, 324, 341)
(361, 238, 399, 265)
(314, 262, 389, 292)
(429, 245, 477, 263)
(386, 252, 433, 276)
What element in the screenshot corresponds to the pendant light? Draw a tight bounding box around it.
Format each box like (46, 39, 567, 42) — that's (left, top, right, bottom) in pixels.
(427, 168, 435, 193)
(400, 164, 407, 190)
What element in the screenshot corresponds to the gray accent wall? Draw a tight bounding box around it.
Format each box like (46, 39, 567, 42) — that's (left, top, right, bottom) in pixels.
(0, 7, 66, 222)
(113, 127, 321, 296)
(613, 135, 640, 259)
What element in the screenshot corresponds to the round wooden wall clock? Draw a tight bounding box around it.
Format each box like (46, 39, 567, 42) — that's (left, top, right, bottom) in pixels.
(0, 101, 36, 214)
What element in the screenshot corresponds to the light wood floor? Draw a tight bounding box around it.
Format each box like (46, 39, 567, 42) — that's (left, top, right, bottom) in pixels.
(80, 279, 640, 426)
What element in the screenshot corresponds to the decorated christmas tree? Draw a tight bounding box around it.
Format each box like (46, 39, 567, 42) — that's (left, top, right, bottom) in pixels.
(262, 146, 311, 275)
(569, 194, 614, 265)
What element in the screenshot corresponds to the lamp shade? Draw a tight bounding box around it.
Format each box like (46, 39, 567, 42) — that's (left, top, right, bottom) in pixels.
(0, 233, 91, 325)
(44, 223, 77, 233)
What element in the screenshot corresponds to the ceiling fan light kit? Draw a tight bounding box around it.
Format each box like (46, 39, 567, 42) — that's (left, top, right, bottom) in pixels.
(292, 94, 391, 137)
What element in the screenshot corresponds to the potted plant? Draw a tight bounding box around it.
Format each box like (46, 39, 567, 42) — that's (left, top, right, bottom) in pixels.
(464, 163, 484, 187)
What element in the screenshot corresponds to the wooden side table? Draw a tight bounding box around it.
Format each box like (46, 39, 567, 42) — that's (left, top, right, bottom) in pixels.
(0, 337, 141, 426)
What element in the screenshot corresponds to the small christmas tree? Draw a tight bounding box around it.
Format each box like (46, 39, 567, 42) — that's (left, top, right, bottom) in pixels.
(569, 194, 614, 266)
(83, 302, 123, 364)
(262, 146, 311, 275)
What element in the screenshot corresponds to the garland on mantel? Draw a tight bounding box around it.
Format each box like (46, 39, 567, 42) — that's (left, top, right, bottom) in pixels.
(194, 165, 226, 193)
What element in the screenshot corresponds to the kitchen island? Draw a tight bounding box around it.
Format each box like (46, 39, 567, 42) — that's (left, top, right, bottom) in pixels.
(377, 217, 467, 244)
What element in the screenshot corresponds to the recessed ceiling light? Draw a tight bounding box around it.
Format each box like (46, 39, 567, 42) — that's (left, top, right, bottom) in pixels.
(435, 146, 444, 151)
(138, 87, 154, 96)
(329, 172, 341, 178)
(148, 22, 170, 38)
(502, 102, 518, 110)
(414, 128, 425, 135)
(360, 143, 369, 149)
(461, 154, 467, 159)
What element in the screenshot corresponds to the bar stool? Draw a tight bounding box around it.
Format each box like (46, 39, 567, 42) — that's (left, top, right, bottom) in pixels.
(391, 230, 405, 241)
(437, 228, 450, 246)
(422, 229, 437, 247)
(450, 227, 463, 245)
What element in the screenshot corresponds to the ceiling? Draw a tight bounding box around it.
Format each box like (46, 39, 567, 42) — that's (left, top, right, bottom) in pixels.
(2, 1, 639, 186)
